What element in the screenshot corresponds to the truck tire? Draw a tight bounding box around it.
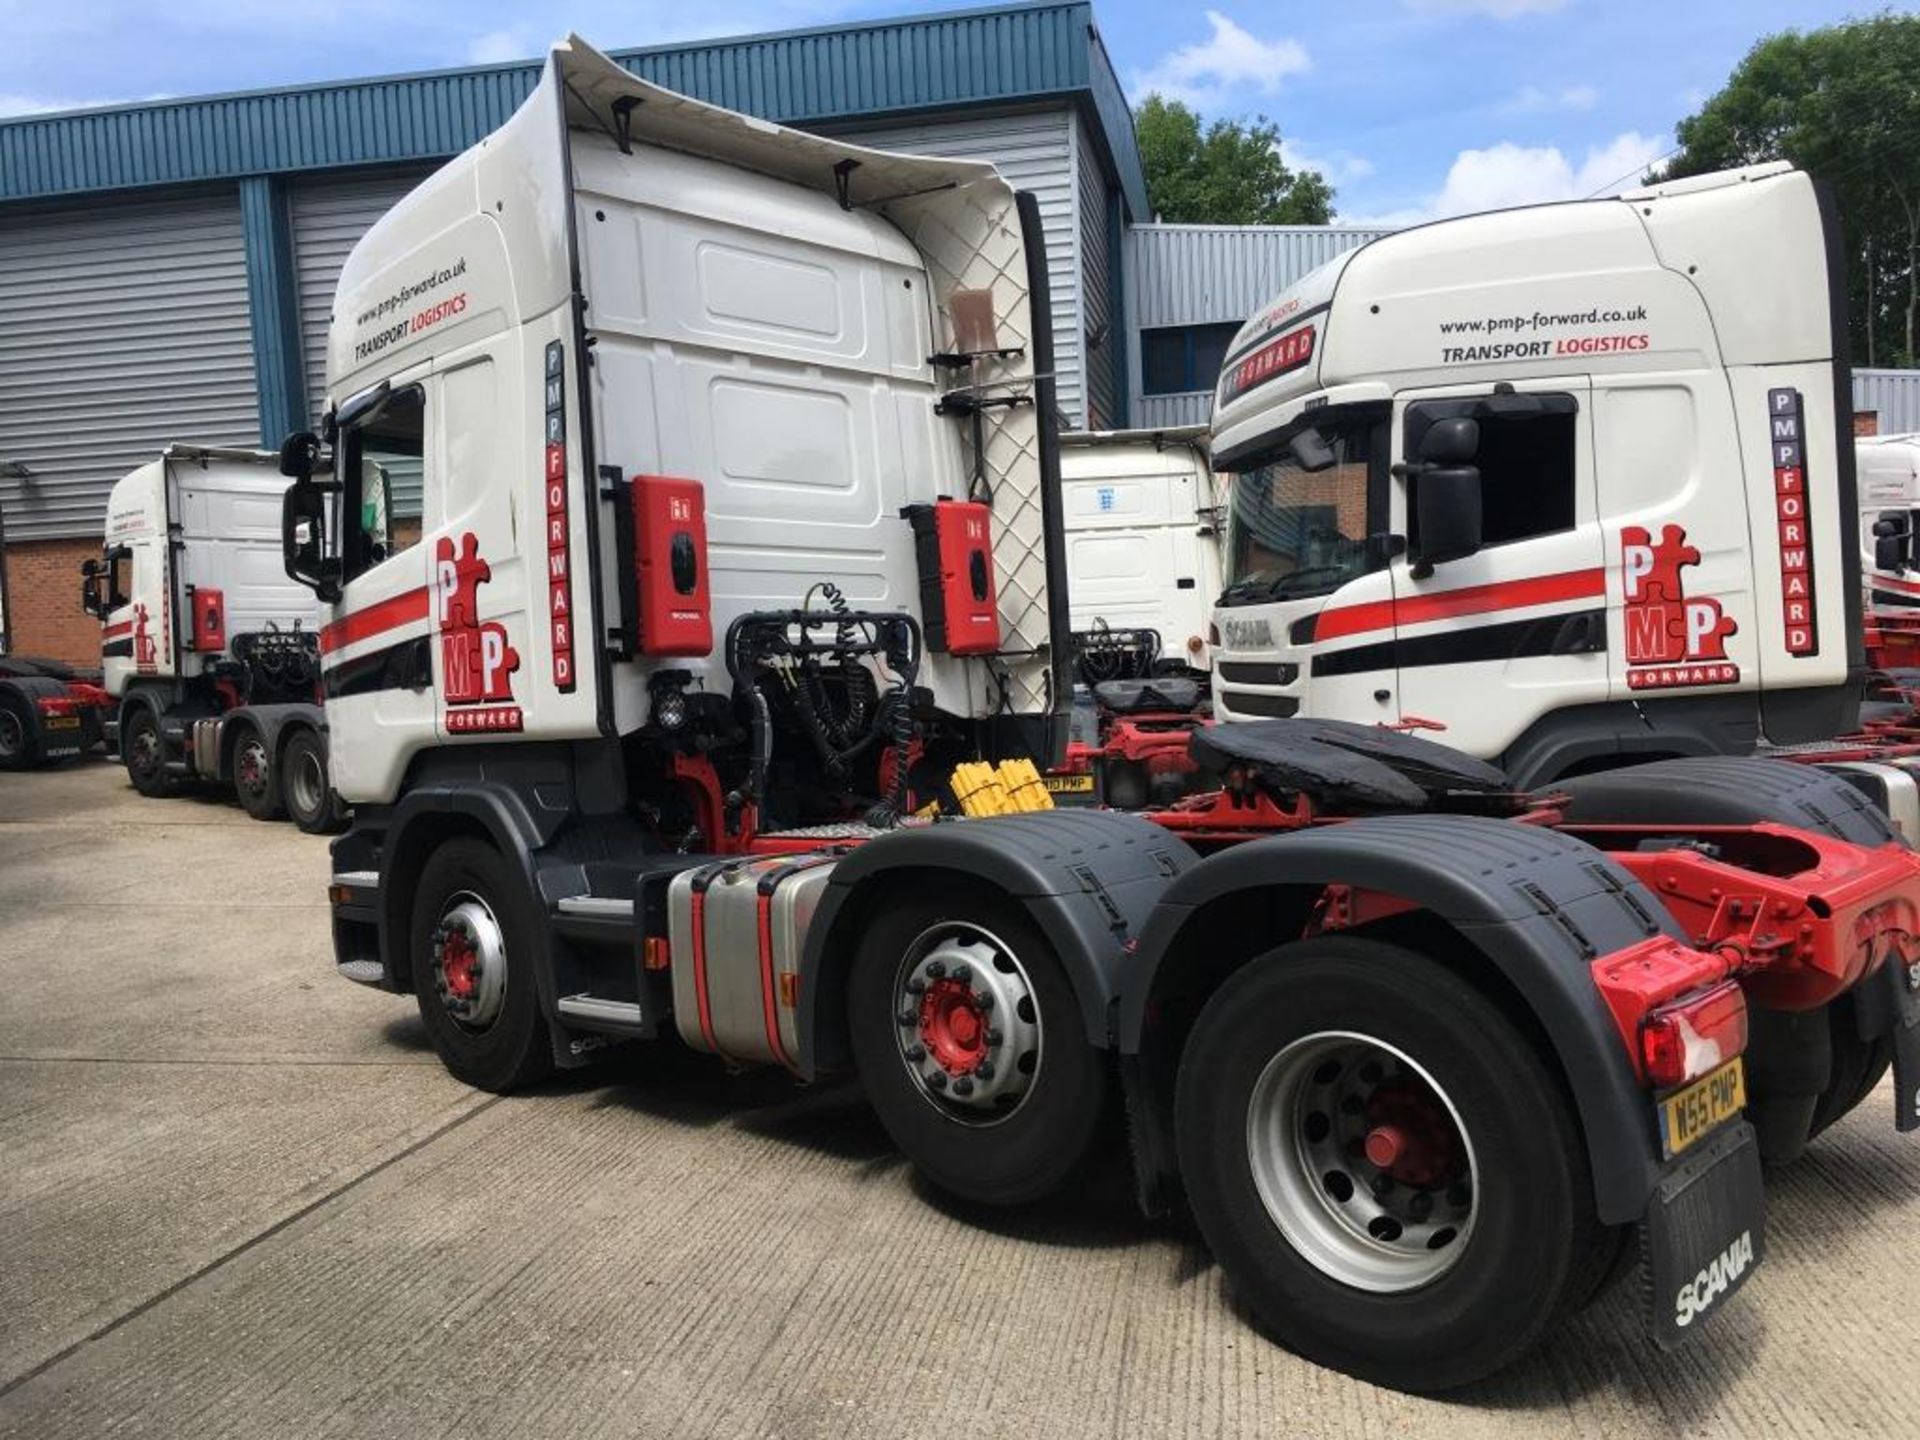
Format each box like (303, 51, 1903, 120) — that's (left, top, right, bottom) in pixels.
(0, 694, 37, 770)
(121, 705, 176, 797)
(411, 837, 554, 1092)
(1174, 936, 1611, 1392)
(847, 884, 1111, 1206)
(1808, 1002, 1892, 1141)
(231, 724, 285, 821)
(280, 728, 344, 834)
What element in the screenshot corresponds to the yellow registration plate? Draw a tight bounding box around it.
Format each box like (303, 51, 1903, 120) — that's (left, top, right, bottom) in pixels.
(1658, 1058, 1747, 1159)
(44, 716, 80, 730)
(1043, 774, 1095, 794)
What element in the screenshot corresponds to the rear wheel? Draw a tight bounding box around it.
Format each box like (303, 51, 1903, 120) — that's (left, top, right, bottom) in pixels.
(411, 837, 553, 1092)
(1175, 937, 1609, 1392)
(848, 886, 1109, 1206)
(232, 726, 284, 821)
(281, 728, 344, 834)
(121, 705, 176, 797)
(0, 697, 36, 771)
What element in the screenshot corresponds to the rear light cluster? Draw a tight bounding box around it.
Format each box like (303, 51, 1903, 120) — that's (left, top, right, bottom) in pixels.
(34, 695, 78, 718)
(1640, 982, 1747, 1090)
(1590, 937, 1749, 1089)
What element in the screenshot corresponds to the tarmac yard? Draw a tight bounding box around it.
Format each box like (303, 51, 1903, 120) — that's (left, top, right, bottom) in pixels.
(5, 761, 1920, 1439)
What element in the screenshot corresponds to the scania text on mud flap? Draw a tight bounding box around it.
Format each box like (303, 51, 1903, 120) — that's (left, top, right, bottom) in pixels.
(80, 445, 345, 831)
(295, 39, 1920, 1392)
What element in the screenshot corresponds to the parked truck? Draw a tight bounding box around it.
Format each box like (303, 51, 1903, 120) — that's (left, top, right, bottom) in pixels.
(82, 445, 344, 829)
(0, 498, 112, 769)
(1858, 432, 1920, 673)
(284, 40, 1920, 1391)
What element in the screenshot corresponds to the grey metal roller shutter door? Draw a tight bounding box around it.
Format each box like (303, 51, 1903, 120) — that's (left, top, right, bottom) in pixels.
(291, 169, 432, 517)
(0, 192, 259, 541)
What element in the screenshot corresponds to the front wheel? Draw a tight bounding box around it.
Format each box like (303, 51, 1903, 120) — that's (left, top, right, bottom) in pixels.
(411, 838, 553, 1092)
(1175, 937, 1610, 1392)
(848, 885, 1110, 1206)
(0, 697, 37, 771)
(232, 726, 284, 821)
(121, 705, 176, 797)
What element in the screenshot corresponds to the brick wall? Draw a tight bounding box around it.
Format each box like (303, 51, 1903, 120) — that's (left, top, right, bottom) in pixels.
(1855, 410, 1881, 438)
(2, 538, 101, 668)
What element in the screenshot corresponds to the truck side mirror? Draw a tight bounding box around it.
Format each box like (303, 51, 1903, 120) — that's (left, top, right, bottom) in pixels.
(279, 430, 323, 480)
(1408, 416, 1482, 572)
(80, 557, 103, 618)
(1874, 515, 1912, 572)
(282, 480, 341, 603)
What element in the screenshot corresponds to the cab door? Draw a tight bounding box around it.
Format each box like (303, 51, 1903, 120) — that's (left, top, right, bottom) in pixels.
(1385, 378, 1608, 760)
(318, 366, 439, 801)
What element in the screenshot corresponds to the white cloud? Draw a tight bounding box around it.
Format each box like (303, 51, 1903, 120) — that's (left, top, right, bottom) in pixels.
(1505, 83, 1598, 113)
(1133, 11, 1310, 109)
(1280, 140, 1374, 185)
(466, 30, 528, 65)
(1351, 130, 1668, 227)
(1405, 0, 1568, 16)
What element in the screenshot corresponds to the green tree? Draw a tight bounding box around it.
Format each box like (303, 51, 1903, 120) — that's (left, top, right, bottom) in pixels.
(1135, 94, 1334, 225)
(1662, 12, 1920, 367)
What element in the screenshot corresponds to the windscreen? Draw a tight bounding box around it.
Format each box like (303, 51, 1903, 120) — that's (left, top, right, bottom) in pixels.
(1222, 410, 1383, 606)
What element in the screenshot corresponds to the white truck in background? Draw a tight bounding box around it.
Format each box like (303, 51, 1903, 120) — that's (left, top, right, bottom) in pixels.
(1205, 162, 1869, 782)
(1858, 433, 1920, 674)
(1059, 426, 1223, 671)
(81, 446, 345, 829)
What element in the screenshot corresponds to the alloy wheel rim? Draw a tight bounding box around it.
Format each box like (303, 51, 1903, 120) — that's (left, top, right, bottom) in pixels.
(891, 922, 1042, 1126)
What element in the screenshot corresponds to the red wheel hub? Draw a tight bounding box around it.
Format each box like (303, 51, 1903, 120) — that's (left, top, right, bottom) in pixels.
(1362, 1080, 1462, 1189)
(918, 977, 989, 1075)
(442, 929, 479, 1000)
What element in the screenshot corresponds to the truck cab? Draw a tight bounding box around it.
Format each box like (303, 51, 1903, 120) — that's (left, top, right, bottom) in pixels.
(1858, 433, 1920, 660)
(1207, 163, 1861, 786)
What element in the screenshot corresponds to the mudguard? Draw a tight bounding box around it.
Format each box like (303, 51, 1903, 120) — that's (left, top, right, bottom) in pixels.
(795, 809, 1198, 1078)
(1116, 814, 1680, 1225)
(1557, 755, 1899, 847)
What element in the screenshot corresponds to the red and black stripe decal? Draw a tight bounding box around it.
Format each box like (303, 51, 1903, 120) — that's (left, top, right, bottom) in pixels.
(1312, 607, 1607, 678)
(752, 857, 838, 1074)
(1315, 567, 1606, 643)
(318, 586, 431, 655)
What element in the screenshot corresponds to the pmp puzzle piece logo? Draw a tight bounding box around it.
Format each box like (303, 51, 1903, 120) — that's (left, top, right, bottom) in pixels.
(435, 533, 519, 704)
(1622, 524, 1736, 666)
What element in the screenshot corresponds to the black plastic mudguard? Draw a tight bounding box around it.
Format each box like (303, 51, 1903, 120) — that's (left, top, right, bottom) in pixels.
(1644, 1120, 1765, 1348)
(1856, 947, 1920, 1132)
(1557, 755, 1899, 847)
(796, 809, 1199, 1076)
(1118, 813, 1680, 1224)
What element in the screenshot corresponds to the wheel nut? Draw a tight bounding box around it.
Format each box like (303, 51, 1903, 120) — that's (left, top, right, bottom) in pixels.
(952, 1077, 974, 1097)
(905, 1044, 926, 1062)
(897, 1008, 917, 1027)
(975, 992, 994, 1012)
(1370, 1174, 1394, 1199)
(1409, 1191, 1434, 1220)
(952, 963, 973, 983)
(905, 977, 926, 995)
(927, 960, 946, 978)
(975, 1060, 995, 1080)
(927, 1072, 948, 1091)
(986, 1028, 1003, 1047)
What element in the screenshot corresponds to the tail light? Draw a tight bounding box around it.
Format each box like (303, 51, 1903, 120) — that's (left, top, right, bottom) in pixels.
(1641, 981, 1748, 1090)
(35, 695, 77, 718)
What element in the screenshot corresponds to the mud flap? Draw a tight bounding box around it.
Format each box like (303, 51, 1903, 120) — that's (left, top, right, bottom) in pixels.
(1859, 952, 1920, 1132)
(1642, 1120, 1765, 1349)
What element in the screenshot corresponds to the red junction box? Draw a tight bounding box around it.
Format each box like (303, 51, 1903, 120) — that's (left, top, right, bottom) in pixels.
(906, 500, 1000, 655)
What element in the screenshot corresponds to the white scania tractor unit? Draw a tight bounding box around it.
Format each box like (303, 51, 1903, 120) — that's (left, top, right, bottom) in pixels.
(1858, 432, 1920, 672)
(1206, 163, 1867, 786)
(289, 39, 1920, 1391)
(83, 446, 343, 829)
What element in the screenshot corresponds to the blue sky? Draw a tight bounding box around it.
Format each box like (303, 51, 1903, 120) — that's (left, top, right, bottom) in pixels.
(0, 0, 1888, 223)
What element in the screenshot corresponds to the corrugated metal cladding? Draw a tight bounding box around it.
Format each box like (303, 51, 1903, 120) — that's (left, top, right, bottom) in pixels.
(832, 108, 1089, 427)
(0, 192, 259, 541)
(0, 4, 1146, 210)
(290, 168, 437, 422)
(1854, 370, 1920, 436)
(1125, 223, 1388, 430)
(1075, 115, 1116, 429)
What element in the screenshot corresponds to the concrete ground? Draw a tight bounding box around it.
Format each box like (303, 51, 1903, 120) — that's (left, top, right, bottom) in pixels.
(2, 761, 1918, 1440)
